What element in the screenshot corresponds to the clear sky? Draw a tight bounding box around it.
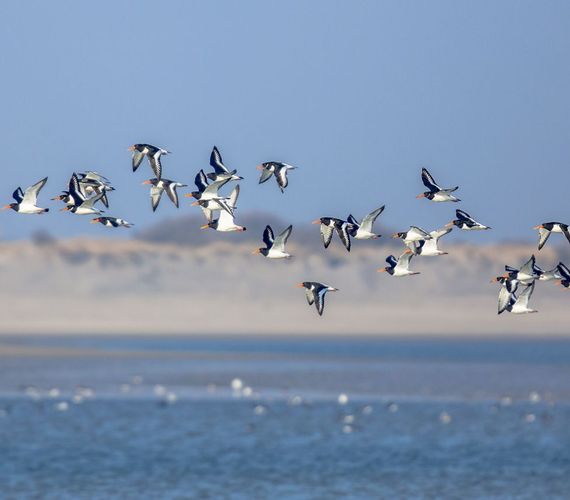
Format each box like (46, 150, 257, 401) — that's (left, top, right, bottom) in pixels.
(1, 0, 569, 241)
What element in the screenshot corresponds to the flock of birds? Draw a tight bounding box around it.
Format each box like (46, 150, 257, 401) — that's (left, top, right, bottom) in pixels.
(3, 145, 569, 316)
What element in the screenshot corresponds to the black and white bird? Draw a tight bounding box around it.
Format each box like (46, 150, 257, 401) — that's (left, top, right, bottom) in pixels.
(76, 172, 114, 208)
(378, 249, 419, 277)
(187, 169, 210, 200)
(297, 281, 338, 316)
(313, 217, 356, 252)
(142, 178, 187, 212)
(533, 222, 570, 250)
(90, 217, 133, 228)
(503, 255, 542, 285)
(347, 205, 385, 240)
(60, 173, 104, 215)
(185, 175, 231, 202)
(410, 227, 453, 256)
(392, 227, 432, 250)
(538, 264, 564, 282)
(3, 177, 49, 214)
(416, 168, 460, 202)
(253, 225, 293, 259)
(192, 197, 234, 220)
(557, 262, 570, 289)
(129, 143, 170, 180)
(447, 209, 491, 230)
(207, 146, 243, 182)
(257, 162, 296, 193)
(201, 185, 246, 232)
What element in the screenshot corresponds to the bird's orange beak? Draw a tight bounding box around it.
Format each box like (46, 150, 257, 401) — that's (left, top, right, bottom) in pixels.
(391, 233, 399, 238)
(256, 165, 264, 171)
(533, 225, 543, 229)
(60, 206, 70, 212)
(445, 222, 454, 228)
(128, 145, 135, 151)
(184, 193, 195, 198)
(404, 248, 412, 254)
(191, 201, 200, 206)
(377, 268, 387, 273)
(416, 193, 425, 199)
(252, 249, 261, 255)
(1, 205, 11, 210)
(296, 282, 305, 287)
(90, 218, 100, 224)
(312, 219, 321, 224)
(50, 196, 61, 201)
(200, 224, 209, 230)
(142, 180, 151, 185)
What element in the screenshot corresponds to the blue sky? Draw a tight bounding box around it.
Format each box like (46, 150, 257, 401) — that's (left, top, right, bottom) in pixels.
(1, 0, 569, 241)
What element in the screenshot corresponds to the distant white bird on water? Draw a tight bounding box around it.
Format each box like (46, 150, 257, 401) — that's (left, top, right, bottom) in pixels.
(3, 177, 49, 214)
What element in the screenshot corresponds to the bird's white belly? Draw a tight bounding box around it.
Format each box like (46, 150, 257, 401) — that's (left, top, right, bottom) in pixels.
(267, 249, 290, 259)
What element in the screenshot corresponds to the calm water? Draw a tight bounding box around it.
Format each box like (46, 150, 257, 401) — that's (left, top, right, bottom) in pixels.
(0, 336, 569, 499)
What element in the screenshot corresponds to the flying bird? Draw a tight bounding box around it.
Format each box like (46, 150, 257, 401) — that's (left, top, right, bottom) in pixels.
(201, 185, 246, 232)
(392, 227, 432, 251)
(447, 209, 490, 230)
(313, 217, 356, 252)
(410, 227, 453, 256)
(192, 197, 234, 220)
(503, 255, 542, 285)
(347, 205, 385, 240)
(60, 174, 104, 215)
(3, 177, 49, 214)
(143, 178, 187, 212)
(297, 282, 338, 316)
(492, 276, 519, 314)
(538, 264, 564, 282)
(417, 168, 460, 202)
(129, 143, 170, 180)
(257, 162, 296, 193)
(533, 222, 570, 250)
(207, 146, 243, 182)
(253, 225, 293, 258)
(378, 249, 419, 277)
(91, 217, 133, 228)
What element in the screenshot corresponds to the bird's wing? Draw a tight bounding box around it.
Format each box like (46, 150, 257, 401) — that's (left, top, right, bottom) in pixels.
(210, 146, 228, 174)
(557, 262, 570, 280)
(385, 255, 398, 268)
(258, 167, 274, 184)
(262, 225, 275, 248)
(273, 225, 293, 252)
(202, 177, 231, 198)
(538, 227, 552, 250)
(347, 214, 359, 226)
(498, 285, 513, 315)
(561, 225, 570, 246)
(100, 191, 110, 208)
(396, 251, 413, 270)
(517, 282, 535, 308)
(149, 152, 162, 179)
(335, 223, 352, 252)
(132, 150, 145, 171)
(68, 173, 85, 205)
(150, 185, 164, 212)
(195, 170, 209, 192)
(360, 205, 385, 233)
(410, 226, 431, 239)
(12, 187, 24, 203)
(22, 177, 48, 205)
(456, 210, 474, 223)
(519, 256, 536, 276)
(315, 288, 327, 316)
(421, 168, 441, 191)
(275, 167, 289, 192)
(201, 207, 213, 222)
(228, 184, 240, 209)
(165, 183, 180, 208)
(320, 224, 334, 249)
(430, 226, 453, 241)
(305, 288, 315, 306)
